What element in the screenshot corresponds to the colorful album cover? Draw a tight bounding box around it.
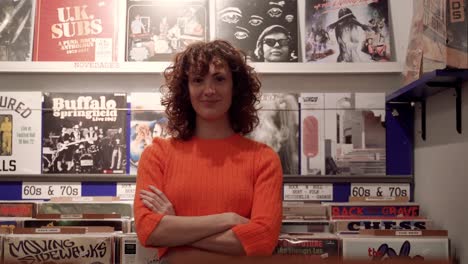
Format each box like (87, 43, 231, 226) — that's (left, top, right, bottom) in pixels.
(331, 219, 431, 233)
(300, 93, 325, 175)
(126, 0, 208, 61)
(304, 0, 393, 62)
(324, 93, 386, 175)
(0, 202, 36, 217)
(33, 0, 118, 61)
(275, 233, 339, 256)
(215, 0, 299, 62)
(0, 92, 42, 174)
(3, 234, 113, 264)
(37, 201, 134, 218)
(327, 203, 420, 218)
(341, 236, 450, 261)
(42, 93, 128, 174)
(130, 93, 168, 174)
(0, 0, 36, 61)
(248, 93, 299, 175)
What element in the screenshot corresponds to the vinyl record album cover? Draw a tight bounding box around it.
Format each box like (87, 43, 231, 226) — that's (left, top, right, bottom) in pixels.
(0, 92, 42, 174)
(305, 0, 393, 62)
(33, 0, 118, 61)
(215, 0, 299, 62)
(42, 93, 128, 174)
(324, 93, 386, 175)
(130, 92, 168, 174)
(0, 0, 35, 61)
(300, 93, 325, 175)
(126, 0, 208, 61)
(248, 93, 299, 175)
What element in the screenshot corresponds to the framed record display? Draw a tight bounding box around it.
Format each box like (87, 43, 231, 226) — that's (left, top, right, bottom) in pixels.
(33, 0, 119, 61)
(0, 0, 36, 61)
(248, 93, 299, 175)
(126, 0, 208, 61)
(0, 92, 42, 174)
(42, 93, 128, 174)
(215, 0, 299, 62)
(130, 92, 169, 174)
(305, 0, 393, 63)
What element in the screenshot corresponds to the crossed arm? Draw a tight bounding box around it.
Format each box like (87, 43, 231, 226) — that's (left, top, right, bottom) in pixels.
(140, 186, 247, 255)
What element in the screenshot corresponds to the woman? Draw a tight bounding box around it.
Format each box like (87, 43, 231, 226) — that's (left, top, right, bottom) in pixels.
(134, 40, 283, 262)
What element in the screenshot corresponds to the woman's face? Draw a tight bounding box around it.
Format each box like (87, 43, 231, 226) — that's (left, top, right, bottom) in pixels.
(262, 32, 290, 62)
(188, 61, 233, 122)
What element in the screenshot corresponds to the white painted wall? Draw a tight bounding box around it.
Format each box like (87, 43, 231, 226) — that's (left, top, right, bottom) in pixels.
(414, 83, 468, 264)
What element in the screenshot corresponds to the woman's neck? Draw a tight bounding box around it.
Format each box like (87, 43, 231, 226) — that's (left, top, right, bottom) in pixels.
(195, 116, 234, 139)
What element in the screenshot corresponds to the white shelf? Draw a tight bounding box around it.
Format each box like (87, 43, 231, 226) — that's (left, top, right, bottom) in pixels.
(0, 61, 403, 74)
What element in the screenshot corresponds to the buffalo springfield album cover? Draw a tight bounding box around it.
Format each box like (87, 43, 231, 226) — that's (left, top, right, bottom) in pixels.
(0, 92, 42, 174)
(42, 93, 128, 174)
(248, 93, 300, 175)
(304, 0, 394, 62)
(130, 92, 169, 174)
(33, 0, 118, 61)
(215, 0, 299, 62)
(0, 0, 36, 61)
(126, 0, 208, 61)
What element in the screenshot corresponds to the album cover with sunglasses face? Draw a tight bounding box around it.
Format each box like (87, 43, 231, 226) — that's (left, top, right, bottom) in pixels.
(126, 0, 208, 61)
(215, 0, 299, 62)
(248, 93, 300, 175)
(305, 0, 394, 63)
(0, 0, 35, 61)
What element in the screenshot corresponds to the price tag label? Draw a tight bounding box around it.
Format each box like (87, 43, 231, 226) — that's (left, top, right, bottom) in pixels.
(22, 182, 81, 199)
(350, 183, 410, 197)
(117, 183, 136, 200)
(283, 184, 333, 201)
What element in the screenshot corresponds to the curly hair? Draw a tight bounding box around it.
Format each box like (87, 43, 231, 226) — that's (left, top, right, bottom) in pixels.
(161, 40, 261, 140)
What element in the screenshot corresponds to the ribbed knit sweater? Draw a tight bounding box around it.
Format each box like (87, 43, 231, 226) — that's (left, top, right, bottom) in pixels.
(134, 133, 283, 258)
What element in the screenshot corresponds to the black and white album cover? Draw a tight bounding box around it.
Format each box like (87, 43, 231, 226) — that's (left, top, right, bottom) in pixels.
(42, 93, 128, 174)
(248, 93, 299, 175)
(324, 93, 386, 175)
(130, 93, 169, 174)
(305, 0, 393, 63)
(126, 0, 208, 61)
(0, 0, 35, 61)
(215, 0, 299, 62)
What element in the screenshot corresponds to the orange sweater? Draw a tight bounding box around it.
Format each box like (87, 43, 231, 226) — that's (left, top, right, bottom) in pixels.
(134, 133, 283, 258)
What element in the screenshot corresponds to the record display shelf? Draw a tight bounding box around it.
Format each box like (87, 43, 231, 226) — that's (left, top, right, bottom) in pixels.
(0, 61, 403, 74)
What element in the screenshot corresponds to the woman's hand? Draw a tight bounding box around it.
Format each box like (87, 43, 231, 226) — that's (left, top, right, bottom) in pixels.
(140, 185, 175, 215)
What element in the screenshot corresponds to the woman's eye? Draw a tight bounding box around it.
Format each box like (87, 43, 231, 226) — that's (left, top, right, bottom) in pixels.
(267, 7, 282, 18)
(249, 15, 263, 26)
(218, 7, 242, 24)
(216, 76, 226, 82)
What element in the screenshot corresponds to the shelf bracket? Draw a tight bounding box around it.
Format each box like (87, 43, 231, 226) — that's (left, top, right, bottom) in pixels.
(421, 100, 426, 141)
(455, 78, 462, 134)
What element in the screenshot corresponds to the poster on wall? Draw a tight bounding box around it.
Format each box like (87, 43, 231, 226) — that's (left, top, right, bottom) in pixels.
(0, 0, 36, 61)
(126, 0, 208, 61)
(42, 93, 128, 174)
(248, 93, 300, 175)
(215, 0, 299, 62)
(0, 92, 42, 174)
(33, 0, 118, 61)
(130, 92, 169, 174)
(304, 0, 393, 63)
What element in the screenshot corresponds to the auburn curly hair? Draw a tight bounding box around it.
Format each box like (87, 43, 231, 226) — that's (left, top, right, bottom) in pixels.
(161, 40, 261, 140)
